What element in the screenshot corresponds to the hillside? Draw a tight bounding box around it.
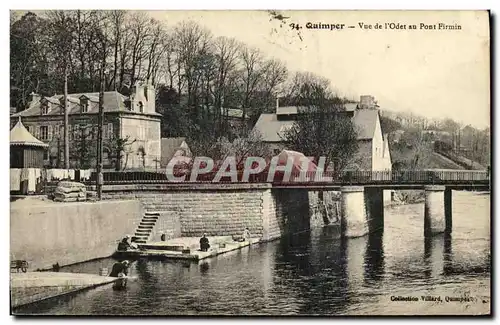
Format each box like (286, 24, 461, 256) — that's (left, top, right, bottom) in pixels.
(390, 145, 464, 170)
(380, 109, 489, 171)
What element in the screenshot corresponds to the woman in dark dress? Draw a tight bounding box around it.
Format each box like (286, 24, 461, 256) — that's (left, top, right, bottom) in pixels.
(200, 233, 210, 252)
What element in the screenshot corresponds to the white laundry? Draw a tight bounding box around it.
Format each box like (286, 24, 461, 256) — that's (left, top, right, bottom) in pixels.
(10, 169, 21, 191)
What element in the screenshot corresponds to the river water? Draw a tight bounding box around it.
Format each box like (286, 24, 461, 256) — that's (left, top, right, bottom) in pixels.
(16, 191, 490, 316)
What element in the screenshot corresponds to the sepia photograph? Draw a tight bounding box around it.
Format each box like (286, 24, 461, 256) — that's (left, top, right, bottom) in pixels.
(8, 9, 491, 316)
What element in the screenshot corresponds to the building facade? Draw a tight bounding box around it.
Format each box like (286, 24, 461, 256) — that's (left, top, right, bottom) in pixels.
(10, 80, 161, 170)
(252, 95, 392, 172)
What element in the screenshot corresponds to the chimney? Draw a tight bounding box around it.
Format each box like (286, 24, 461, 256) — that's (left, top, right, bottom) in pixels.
(28, 92, 41, 107)
(359, 95, 375, 109)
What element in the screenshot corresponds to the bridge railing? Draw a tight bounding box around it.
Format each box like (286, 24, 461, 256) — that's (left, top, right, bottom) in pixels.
(77, 169, 489, 185)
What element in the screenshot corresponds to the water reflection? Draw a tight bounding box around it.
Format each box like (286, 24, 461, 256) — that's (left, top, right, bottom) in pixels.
(423, 234, 445, 279)
(443, 233, 453, 275)
(199, 261, 210, 274)
(364, 233, 385, 283)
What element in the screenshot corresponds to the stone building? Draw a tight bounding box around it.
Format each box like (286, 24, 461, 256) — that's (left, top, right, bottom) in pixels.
(10, 80, 161, 170)
(252, 95, 392, 172)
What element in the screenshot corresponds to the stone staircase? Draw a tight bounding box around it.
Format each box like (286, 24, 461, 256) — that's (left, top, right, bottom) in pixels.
(132, 212, 160, 244)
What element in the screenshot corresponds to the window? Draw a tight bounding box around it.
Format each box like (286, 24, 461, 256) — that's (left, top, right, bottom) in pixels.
(139, 101, 144, 113)
(40, 126, 48, 140)
(73, 124, 81, 140)
(107, 123, 114, 139)
(41, 103, 50, 115)
(80, 98, 89, 113)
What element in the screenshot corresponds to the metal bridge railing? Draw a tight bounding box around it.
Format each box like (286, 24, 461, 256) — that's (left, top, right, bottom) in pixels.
(75, 169, 489, 186)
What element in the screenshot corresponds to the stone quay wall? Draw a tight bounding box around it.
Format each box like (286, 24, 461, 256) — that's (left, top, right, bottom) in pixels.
(101, 184, 336, 243)
(10, 200, 143, 270)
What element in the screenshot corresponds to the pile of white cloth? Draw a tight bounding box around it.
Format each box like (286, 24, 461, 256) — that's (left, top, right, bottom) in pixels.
(53, 181, 87, 202)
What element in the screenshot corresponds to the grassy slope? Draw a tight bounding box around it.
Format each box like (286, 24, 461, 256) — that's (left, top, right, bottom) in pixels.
(390, 145, 465, 170)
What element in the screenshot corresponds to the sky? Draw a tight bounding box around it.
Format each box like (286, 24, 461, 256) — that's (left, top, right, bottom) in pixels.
(147, 10, 490, 129)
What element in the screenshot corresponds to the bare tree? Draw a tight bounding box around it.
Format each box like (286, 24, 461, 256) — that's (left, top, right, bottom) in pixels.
(238, 45, 264, 120)
(145, 19, 166, 84)
(212, 36, 240, 132)
(108, 10, 127, 90)
(126, 12, 152, 85)
(173, 21, 213, 118)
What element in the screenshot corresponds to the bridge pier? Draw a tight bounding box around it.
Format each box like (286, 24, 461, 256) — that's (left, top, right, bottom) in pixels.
(445, 188, 452, 233)
(364, 187, 384, 234)
(341, 186, 368, 237)
(424, 185, 452, 236)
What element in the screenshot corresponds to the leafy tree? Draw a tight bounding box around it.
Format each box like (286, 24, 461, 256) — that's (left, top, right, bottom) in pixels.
(281, 73, 359, 173)
(106, 136, 137, 171)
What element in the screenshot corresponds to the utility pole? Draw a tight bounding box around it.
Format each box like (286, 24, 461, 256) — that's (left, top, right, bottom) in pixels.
(96, 32, 106, 199)
(64, 65, 69, 169)
(96, 67, 105, 199)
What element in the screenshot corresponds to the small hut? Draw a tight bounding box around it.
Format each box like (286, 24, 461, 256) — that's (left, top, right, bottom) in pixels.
(10, 117, 48, 168)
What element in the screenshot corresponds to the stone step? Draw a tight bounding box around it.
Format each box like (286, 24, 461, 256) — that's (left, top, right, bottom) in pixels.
(138, 225, 154, 229)
(142, 217, 158, 222)
(134, 240, 147, 244)
(135, 228, 151, 233)
(140, 221, 156, 226)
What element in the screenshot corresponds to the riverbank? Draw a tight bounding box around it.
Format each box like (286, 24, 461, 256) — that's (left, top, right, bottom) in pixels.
(10, 272, 119, 310)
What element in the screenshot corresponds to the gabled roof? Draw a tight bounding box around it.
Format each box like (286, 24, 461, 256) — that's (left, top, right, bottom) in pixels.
(161, 137, 190, 166)
(252, 108, 380, 142)
(10, 117, 48, 147)
(11, 91, 128, 117)
(253, 113, 295, 142)
(344, 103, 358, 112)
(352, 109, 379, 140)
(207, 106, 244, 118)
(222, 107, 244, 118)
(277, 106, 300, 115)
(277, 104, 358, 115)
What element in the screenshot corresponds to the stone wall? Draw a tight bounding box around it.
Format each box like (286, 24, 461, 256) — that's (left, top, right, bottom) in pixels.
(102, 184, 272, 241)
(101, 184, 327, 243)
(10, 200, 143, 270)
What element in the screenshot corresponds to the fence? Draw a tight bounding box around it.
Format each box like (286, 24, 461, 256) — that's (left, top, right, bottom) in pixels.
(81, 169, 490, 185)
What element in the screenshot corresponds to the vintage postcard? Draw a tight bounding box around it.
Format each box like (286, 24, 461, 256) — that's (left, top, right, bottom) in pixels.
(9, 10, 490, 316)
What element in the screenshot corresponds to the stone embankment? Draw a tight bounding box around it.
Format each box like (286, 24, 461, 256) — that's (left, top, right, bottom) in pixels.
(11, 272, 118, 310)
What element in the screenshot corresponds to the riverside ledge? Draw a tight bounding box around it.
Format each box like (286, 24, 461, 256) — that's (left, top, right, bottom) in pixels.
(114, 236, 260, 261)
(10, 272, 119, 309)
